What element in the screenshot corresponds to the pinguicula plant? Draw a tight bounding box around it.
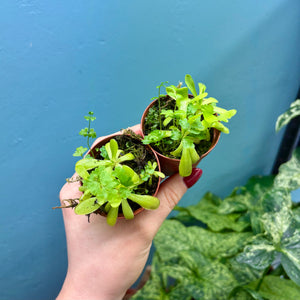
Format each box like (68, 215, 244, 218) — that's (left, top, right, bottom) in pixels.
(142, 74, 237, 177)
(57, 112, 165, 226)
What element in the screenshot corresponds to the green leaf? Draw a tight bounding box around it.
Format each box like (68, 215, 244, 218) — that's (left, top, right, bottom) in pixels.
(202, 97, 218, 105)
(189, 227, 253, 258)
(211, 121, 230, 133)
(84, 111, 96, 121)
(244, 175, 275, 200)
(181, 203, 249, 232)
(274, 148, 300, 191)
(281, 248, 300, 287)
(185, 74, 197, 97)
(229, 286, 264, 300)
(142, 130, 172, 144)
(156, 81, 169, 90)
(280, 220, 300, 286)
(177, 251, 237, 300)
(189, 147, 200, 164)
(236, 237, 276, 270)
(260, 187, 292, 213)
(114, 165, 140, 187)
(121, 199, 134, 220)
(75, 158, 104, 179)
(154, 220, 192, 262)
(88, 128, 97, 138)
(218, 193, 249, 214)
(166, 85, 177, 99)
(131, 265, 168, 300)
(107, 207, 118, 226)
(276, 99, 300, 132)
(247, 275, 300, 300)
(179, 146, 192, 177)
(227, 258, 264, 286)
(73, 146, 88, 157)
(293, 206, 300, 223)
(105, 139, 118, 160)
(128, 194, 160, 210)
(198, 82, 206, 94)
(175, 89, 189, 114)
(214, 107, 237, 122)
(261, 207, 293, 244)
(202, 104, 218, 123)
(117, 152, 135, 163)
(79, 127, 89, 137)
(154, 220, 251, 262)
(74, 197, 101, 215)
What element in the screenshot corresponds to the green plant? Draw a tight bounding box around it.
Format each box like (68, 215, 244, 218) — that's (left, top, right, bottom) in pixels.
(132, 103, 300, 299)
(73, 111, 97, 158)
(275, 98, 300, 132)
(142, 74, 236, 177)
(59, 113, 165, 226)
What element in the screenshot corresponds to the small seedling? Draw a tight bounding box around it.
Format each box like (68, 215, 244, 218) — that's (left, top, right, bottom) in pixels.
(73, 111, 97, 158)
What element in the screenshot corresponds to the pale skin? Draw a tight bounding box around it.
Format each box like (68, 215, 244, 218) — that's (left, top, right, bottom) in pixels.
(57, 125, 189, 300)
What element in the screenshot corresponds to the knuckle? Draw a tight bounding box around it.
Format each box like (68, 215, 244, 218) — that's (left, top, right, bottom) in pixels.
(160, 186, 180, 211)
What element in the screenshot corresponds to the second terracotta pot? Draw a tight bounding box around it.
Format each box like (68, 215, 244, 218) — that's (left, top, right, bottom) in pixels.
(141, 98, 221, 177)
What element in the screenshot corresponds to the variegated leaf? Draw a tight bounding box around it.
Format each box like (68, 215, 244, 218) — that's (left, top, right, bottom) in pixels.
(236, 238, 276, 270)
(261, 207, 293, 244)
(274, 148, 300, 191)
(280, 221, 300, 286)
(247, 275, 300, 299)
(275, 99, 300, 132)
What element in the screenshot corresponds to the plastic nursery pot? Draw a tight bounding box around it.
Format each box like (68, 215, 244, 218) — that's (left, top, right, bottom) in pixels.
(141, 97, 221, 177)
(87, 132, 162, 219)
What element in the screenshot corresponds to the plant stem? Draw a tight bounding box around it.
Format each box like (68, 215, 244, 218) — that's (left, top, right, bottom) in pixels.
(158, 87, 162, 131)
(87, 118, 95, 158)
(255, 267, 270, 291)
(158, 86, 165, 152)
(87, 118, 91, 150)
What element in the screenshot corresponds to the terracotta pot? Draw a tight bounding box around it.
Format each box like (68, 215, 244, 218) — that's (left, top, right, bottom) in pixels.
(141, 98, 221, 176)
(88, 132, 162, 218)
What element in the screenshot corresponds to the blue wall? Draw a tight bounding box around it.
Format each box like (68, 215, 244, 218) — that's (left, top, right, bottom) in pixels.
(0, 1, 299, 299)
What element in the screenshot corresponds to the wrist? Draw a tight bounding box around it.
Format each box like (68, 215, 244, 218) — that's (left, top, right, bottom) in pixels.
(57, 269, 126, 300)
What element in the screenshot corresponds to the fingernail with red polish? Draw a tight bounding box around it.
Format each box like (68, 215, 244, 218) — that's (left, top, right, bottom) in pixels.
(183, 168, 203, 188)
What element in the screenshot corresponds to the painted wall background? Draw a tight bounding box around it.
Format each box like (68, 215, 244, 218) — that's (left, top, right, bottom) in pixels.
(0, 1, 299, 299)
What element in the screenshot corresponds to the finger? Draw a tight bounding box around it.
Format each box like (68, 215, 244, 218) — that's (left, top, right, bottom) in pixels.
(127, 124, 142, 136)
(59, 175, 82, 202)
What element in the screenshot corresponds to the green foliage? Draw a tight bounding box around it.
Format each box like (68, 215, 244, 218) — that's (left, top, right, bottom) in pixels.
(64, 111, 165, 226)
(275, 99, 300, 132)
(132, 147, 300, 299)
(140, 161, 165, 185)
(73, 111, 97, 158)
(74, 139, 164, 226)
(143, 74, 236, 177)
(274, 147, 300, 191)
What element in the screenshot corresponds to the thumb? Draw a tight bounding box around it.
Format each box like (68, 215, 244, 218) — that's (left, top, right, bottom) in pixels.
(139, 168, 203, 235)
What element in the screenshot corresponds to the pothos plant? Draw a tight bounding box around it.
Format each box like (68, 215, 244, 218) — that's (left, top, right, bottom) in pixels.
(58, 112, 165, 226)
(131, 99, 300, 300)
(142, 74, 237, 177)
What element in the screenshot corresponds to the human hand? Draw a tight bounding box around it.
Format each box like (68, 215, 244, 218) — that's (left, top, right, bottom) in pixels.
(57, 125, 202, 300)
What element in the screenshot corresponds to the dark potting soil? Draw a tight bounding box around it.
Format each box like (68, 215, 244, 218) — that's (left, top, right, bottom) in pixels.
(144, 96, 213, 158)
(92, 134, 159, 214)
